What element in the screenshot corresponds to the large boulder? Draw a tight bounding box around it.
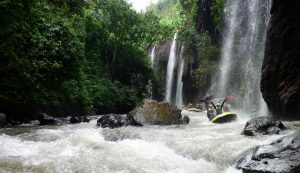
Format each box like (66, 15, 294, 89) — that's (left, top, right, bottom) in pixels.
(242, 116, 286, 136)
(96, 114, 142, 129)
(129, 99, 189, 125)
(261, 0, 300, 120)
(0, 113, 6, 127)
(235, 131, 300, 173)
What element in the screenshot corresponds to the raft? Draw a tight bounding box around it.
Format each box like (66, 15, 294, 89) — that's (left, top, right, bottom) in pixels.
(211, 112, 237, 123)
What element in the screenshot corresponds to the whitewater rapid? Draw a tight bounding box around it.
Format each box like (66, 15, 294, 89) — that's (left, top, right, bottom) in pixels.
(0, 111, 299, 173)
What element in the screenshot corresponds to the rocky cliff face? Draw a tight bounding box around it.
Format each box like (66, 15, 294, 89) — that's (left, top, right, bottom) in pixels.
(151, 39, 173, 101)
(261, 0, 300, 120)
(151, 0, 220, 105)
(152, 39, 200, 104)
(196, 0, 220, 44)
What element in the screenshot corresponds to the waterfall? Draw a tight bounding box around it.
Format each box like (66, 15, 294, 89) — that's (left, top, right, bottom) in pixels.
(150, 45, 156, 64)
(175, 45, 184, 106)
(217, 0, 271, 115)
(149, 45, 156, 99)
(165, 32, 177, 104)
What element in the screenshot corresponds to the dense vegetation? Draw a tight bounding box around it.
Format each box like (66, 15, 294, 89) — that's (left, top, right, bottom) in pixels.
(0, 0, 172, 120)
(185, 0, 224, 91)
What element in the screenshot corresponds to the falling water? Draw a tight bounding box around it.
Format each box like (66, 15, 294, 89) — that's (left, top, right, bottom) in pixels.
(150, 45, 156, 64)
(175, 45, 185, 106)
(217, 0, 271, 115)
(165, 32, 177, 103)
(149, 45, 156, 99)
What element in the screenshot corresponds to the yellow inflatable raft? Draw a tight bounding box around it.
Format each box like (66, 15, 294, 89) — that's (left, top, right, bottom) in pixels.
(211, 112, 237, 123)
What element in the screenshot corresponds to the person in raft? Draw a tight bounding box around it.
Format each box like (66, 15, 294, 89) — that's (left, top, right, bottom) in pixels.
(211, 98, 227, 115)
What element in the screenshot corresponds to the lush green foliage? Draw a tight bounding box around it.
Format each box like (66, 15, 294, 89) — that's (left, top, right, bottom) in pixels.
(0, 0, 169, 119)
(210, 0, 224, 30)
(147, 0, 185, 32)
(147, 0, 178, 17)
(192, 32, 220, 88)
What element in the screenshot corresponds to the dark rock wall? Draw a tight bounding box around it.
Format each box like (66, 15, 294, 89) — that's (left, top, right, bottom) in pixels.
(152, 39, 173, 101)
(152, 38, 200, 104)
(182, 45, 200, 104)
(196, 0, 220, 44)
(261, 0, 300, 120)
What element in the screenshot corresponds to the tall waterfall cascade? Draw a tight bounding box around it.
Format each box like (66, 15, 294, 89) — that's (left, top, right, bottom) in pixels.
(175, 45, 185, 106)
(165, 32, 178, 104)
(217, 0, 271, 115)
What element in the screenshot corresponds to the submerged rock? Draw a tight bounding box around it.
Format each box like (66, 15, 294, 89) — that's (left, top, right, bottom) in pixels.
(0, 113, 6, 127)
(129, 99, 189, 125)
(70, 116, 81, 124)
(38, 113, 58, 126)
(70, 116, 90, 124)
(96, 114, 142, 129)
(242, 116, 286, 136)
(235, 131, 300, 173)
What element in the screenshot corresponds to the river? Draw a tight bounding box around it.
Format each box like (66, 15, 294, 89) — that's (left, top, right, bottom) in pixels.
(1, 111, 300, 173)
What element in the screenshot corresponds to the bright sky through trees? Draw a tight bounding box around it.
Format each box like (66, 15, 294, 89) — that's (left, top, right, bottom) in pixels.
(126, 0, 158, 11)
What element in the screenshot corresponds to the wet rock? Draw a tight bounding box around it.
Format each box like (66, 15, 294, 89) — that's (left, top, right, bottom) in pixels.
(0, 113, 6, 127)
(182, 115, 190, 125)
(96, 114, 142, 129)
(38, 113, 58, 125)
(129, 99, 189, 125)
(70, 116, 81, 124)
(235, 131, 300, 173)
(242, 116, 286, 136)
(82, 117, 90, 123)
(70, 116, 90, 124)
(70, 116, 82, 124)
(125, 114, 143, 127)
(261, 0, 300, 120)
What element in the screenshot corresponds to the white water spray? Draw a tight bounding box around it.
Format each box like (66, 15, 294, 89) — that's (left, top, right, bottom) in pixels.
(217, 0, 271, 115)
(165, 32, 178, 103)
(0, 113, 298, 173)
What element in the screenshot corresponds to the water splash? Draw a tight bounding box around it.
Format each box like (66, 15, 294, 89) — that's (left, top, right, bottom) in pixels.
(217, 0, 271, 116)
(175, 45, 185, 106)
(0, 113, 298, 173)
(165, 32, 178, 103)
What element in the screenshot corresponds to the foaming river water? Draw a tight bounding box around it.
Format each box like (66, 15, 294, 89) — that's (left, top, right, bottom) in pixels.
(1, 111, 300, 173)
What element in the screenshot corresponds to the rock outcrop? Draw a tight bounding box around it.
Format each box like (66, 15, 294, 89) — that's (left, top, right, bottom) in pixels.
(96, 114, 142, 129)
(261, 0, 300, 120)
(242, 117, 286, 136)
(38, 113, 59, 125)
(236, 131, 300, 173)
(129, 99, 189, 125)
